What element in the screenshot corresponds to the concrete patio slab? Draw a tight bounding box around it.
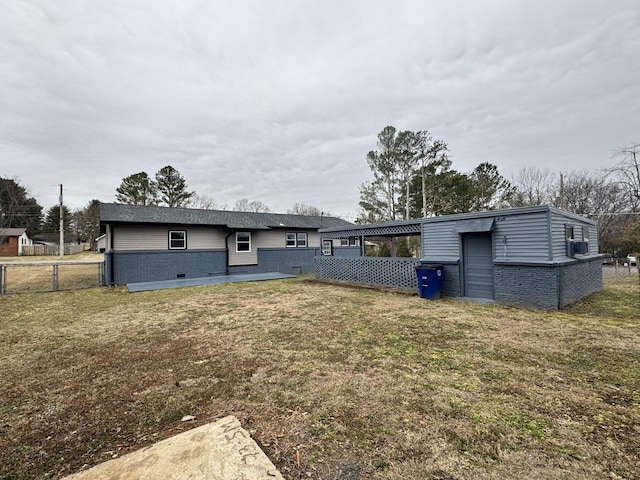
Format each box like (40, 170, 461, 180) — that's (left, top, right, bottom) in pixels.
(127, 272, 295, 292)
(63, 416, 284, 480)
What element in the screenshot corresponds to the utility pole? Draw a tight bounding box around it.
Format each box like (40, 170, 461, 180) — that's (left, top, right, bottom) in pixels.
(59, 184, 64, 258)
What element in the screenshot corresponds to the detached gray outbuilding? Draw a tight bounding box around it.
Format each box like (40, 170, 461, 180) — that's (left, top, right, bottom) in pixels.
(315, 206, 604, 310)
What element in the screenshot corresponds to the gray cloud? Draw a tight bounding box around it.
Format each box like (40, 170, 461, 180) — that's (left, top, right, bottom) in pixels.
(1, 0, 639, 219)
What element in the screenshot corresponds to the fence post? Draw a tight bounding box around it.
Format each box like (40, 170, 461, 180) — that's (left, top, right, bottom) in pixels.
(98, 262, 105, 286)
(52, 264, 59, 291)
(0, 264, 5, 295)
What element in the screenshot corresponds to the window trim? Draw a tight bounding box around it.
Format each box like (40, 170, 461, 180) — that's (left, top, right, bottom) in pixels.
(565, 225, 574, 241)
(296, 232, 307, 248)
(169, 230, 187, 250)
(582, 226, 590, 253)
(286, 233, 297, 248)
(322, 239, 333, 256)
(286, 232, 308, 248)
(236, 232, 251, 252)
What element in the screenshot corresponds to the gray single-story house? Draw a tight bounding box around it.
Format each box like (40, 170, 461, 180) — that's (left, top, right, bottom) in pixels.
(315, 205, 605, 310)
(100, 203, 355, 285)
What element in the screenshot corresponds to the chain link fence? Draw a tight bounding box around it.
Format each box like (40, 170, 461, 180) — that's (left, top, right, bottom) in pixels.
(602, 261, 639, 282)
(0, 261, 105, 294)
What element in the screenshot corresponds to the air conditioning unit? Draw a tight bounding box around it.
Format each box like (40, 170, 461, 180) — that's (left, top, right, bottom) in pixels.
(572, 241, 588, 255)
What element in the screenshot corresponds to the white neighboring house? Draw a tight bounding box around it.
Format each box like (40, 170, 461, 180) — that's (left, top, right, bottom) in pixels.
(0, 228, 33, 256)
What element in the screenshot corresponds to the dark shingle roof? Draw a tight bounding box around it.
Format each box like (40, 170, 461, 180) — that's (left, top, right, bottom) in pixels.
(99, 203, 352, 230)
(0, 228, 27, 236)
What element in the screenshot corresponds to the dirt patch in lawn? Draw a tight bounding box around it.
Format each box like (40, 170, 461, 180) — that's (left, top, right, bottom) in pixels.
(1, 277, 639, 479)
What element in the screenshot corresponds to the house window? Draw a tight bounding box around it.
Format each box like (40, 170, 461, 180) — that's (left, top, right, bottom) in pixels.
(322, 239, 333, 256)
(236, 232, 251, 252)
(286, 233, 297, 247)
(286, 232, 308, 247)
(169, 231, 186, 249)
(349, 237, 358, 246)
(297, 232, 307, 247)
(340, 238, 348, 246)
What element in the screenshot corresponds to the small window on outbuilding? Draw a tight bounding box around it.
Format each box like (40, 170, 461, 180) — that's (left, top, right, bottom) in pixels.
(565, 225, 574, 241)
(582, 226, 590, 253)
(169, 231, 186, 249)
(322, 239, 333, 256)
(236, 232, 251, 252)
(340, 238, 348, 246)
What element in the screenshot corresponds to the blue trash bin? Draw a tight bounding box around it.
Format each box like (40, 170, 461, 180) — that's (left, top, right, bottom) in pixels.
(415, 265, 444, 299)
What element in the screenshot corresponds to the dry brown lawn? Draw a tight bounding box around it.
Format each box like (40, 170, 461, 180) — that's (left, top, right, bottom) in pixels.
(1, 276, 639, 479)
(0, 252, 104, 293)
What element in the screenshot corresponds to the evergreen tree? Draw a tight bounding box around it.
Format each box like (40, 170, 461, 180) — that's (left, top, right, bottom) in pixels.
(115, 172, 157, 205)
(155, 166, 195, 207)
(43, 205, 74, 239)
(0, 177, 43, 236)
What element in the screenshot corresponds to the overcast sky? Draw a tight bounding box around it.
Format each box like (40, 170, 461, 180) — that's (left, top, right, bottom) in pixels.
(1, 0, 639, 220)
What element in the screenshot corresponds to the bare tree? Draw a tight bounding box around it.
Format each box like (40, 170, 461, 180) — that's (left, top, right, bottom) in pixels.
(607, 142, 640, 212)
(288, 203, 323, 216)
(414, 132, 448, 218)
(233, 198, 270, 213)
(510, 167, 557, 207)
(189, 194, 220, 210)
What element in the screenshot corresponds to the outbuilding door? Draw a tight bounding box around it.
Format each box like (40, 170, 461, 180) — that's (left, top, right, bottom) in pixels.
(462, 233, 494, 299)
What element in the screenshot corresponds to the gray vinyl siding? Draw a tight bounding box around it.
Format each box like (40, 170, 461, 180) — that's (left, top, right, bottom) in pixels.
(551, 212, 569, 259)
(491, 211, 549, 261)
(422, 211, 550, 261)
(228, 230, 321, 267)
(422, 222, 458, 258)
(113, 225, 226, 251)
(550, 211, 597, 259)
(229, 232, 257, 266)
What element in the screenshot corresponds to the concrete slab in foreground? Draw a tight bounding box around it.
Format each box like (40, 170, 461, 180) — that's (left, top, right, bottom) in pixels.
(63, 416, 284, 480)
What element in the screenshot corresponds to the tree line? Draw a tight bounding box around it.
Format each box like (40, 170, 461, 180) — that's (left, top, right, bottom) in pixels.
(358, 126, 513, 222)
(358, 127, 640, 255)
(0, 177, 101, 248)
(1, 163, 332, 251)
(3, 138, 638, 256)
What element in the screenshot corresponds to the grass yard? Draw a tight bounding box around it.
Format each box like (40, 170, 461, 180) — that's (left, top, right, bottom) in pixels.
(1, 276, 639, 479)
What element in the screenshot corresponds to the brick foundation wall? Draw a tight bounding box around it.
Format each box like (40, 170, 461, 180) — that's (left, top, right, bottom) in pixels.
(105, 250, 227, 285)
(494, 257, 603, 310)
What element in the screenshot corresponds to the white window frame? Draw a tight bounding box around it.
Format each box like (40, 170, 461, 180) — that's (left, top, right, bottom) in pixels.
(286, 232, 308, 247)
(349, 237, 358, 246)
(296, 232, 307, 247)
(322, 239, 333, 256)
(169, 230, 186, 250)
(340, 238, 348, 246)
(286, 233, 297, 247)
(236, 232, 251, 252)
